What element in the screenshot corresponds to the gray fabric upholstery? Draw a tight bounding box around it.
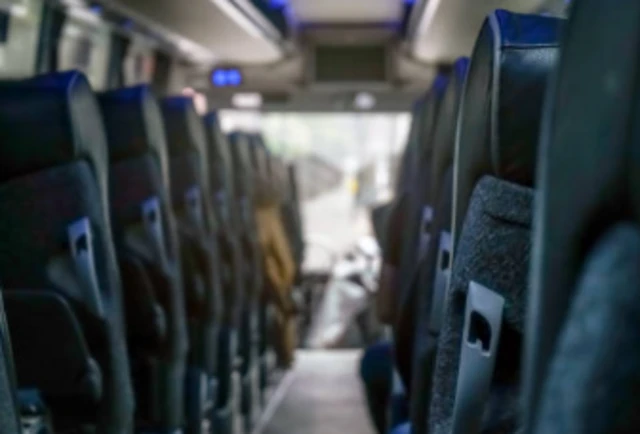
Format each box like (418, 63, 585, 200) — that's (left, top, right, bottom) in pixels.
(534, 224, 640, 434)
(428, 176, 532, 434)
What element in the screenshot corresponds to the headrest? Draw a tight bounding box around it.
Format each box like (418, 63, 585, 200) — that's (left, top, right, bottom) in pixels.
(415, 73, 449, 168)
(98, 85, 170, 186)
(203, 111, 231, 166)
(248, 133, 270, 176)
(227, 131, 253, 196)
(203, 111, 234, 193)
(522, 0, 640, 428)
(430, 57, 469, 201)
(228, 131, 252, 174)
(452, 10, 564, 247)
(0, 71, 108, 184)
(160, 96, 208, 160)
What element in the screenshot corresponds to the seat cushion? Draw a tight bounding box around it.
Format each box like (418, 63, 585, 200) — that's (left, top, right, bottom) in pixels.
(428, 176, 532, 434)
(534, 224, 640, 434)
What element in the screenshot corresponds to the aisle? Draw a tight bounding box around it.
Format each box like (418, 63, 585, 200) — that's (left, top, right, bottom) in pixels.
(257, 350, 375, 434)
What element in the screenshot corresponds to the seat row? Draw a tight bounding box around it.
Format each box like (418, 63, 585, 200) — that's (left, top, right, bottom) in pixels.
(381, 3, 640, 434)
(0, 72, 300, 434)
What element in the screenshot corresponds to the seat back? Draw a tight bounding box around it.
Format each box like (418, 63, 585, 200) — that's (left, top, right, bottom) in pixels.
(228, 131, 264, 429)
(0, 292, 20, 434)
(98, 85, 188, 430)
(201, 112, 247, 431)
(161, 96, 224, 430)
(393, 73, 449, 393)
(427, 11, 563, 434)
(522, 1, 640, 432)
(0, 71, 133, 432)
(228, 132, 262, 307)
(409, 57, 468, 434)
(203, 112, 244, 326)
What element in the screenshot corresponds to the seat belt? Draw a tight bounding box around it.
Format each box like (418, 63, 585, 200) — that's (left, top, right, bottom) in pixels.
(68, 217, 103, 317)
(451, 281, 504, 434)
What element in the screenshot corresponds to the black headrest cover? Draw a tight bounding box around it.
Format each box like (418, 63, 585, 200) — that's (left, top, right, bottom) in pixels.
(203, 111, 234, 194)
(203, 112, 232, 168)
(248, 133, 269, 177)
(452, 10, 564, 248)
(98, 85, 170, 188)
(430, 57, 469, 202)
(160, 96, 208, 159)
(415, 73, 449, 170)
(160, 96, 211, 191)
(0, 71, 108, 185)
(228, 131, 253, 197)
(395, 95, 428, 194)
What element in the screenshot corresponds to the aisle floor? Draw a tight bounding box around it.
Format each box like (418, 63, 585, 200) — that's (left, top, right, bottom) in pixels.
(258, 350, 375, 434)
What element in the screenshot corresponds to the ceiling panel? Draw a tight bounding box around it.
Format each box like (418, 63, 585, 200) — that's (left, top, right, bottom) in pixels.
(99, 0, 282, 63)
(411, 0, 547, 63)
(291, 0, 404, 23)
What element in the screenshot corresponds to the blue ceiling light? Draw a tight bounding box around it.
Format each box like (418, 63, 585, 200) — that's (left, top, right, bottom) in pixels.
(226, 69, 242, 86)
(211, 68, 243, 87)
(212, 69, 228, 87)
(89, 4, 103, 14)
(403, 0, 416, 5)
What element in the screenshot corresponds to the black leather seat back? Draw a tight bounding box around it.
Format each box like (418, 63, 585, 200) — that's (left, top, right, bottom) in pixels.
(227, 131, 261, 300)
(409, 57, 469, 434)
(0, 292, 20, 434)
(427, 11, 563, 434)
(0, 71, 133, 432)
(161, 96, 222, 333)
(99, 85, 188, 429)
(228, 131, 263, 428)
(451, 10, 563, 253)
(523, 1, 640, 432)
(161, 96, 223, 429)
(203, 113, 236, 234)
(203, 113, 244, 329)
(393, 74, 449, 394)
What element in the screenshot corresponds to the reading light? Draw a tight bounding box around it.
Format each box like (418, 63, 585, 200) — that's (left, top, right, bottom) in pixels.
(211, 68, 243, 87)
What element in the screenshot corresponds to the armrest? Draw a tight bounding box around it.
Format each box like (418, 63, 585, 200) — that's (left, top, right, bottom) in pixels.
(4, 290, 102, 403)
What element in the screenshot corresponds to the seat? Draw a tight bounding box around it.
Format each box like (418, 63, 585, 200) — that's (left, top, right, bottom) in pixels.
(0, 71, 134, 432)
(522, 1, 640, 432)
(202, 112, 244, 327)
(377, 97, 426, 328)
(426, 11, 563, 434)
(251, 138, 281, 395)
(393, 73, 449, 395)
(160, 96, 225, 433)
(202, 112, 247, 429)
(98, 85, 189, 432)
(0, 292, 21, 434)
(281, 161, 304, 274)
(408, 57, 468, 434)
(227, 131, 264, 430)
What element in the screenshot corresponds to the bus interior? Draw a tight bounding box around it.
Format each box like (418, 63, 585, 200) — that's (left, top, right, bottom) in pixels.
(0, 0, 633, 434)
